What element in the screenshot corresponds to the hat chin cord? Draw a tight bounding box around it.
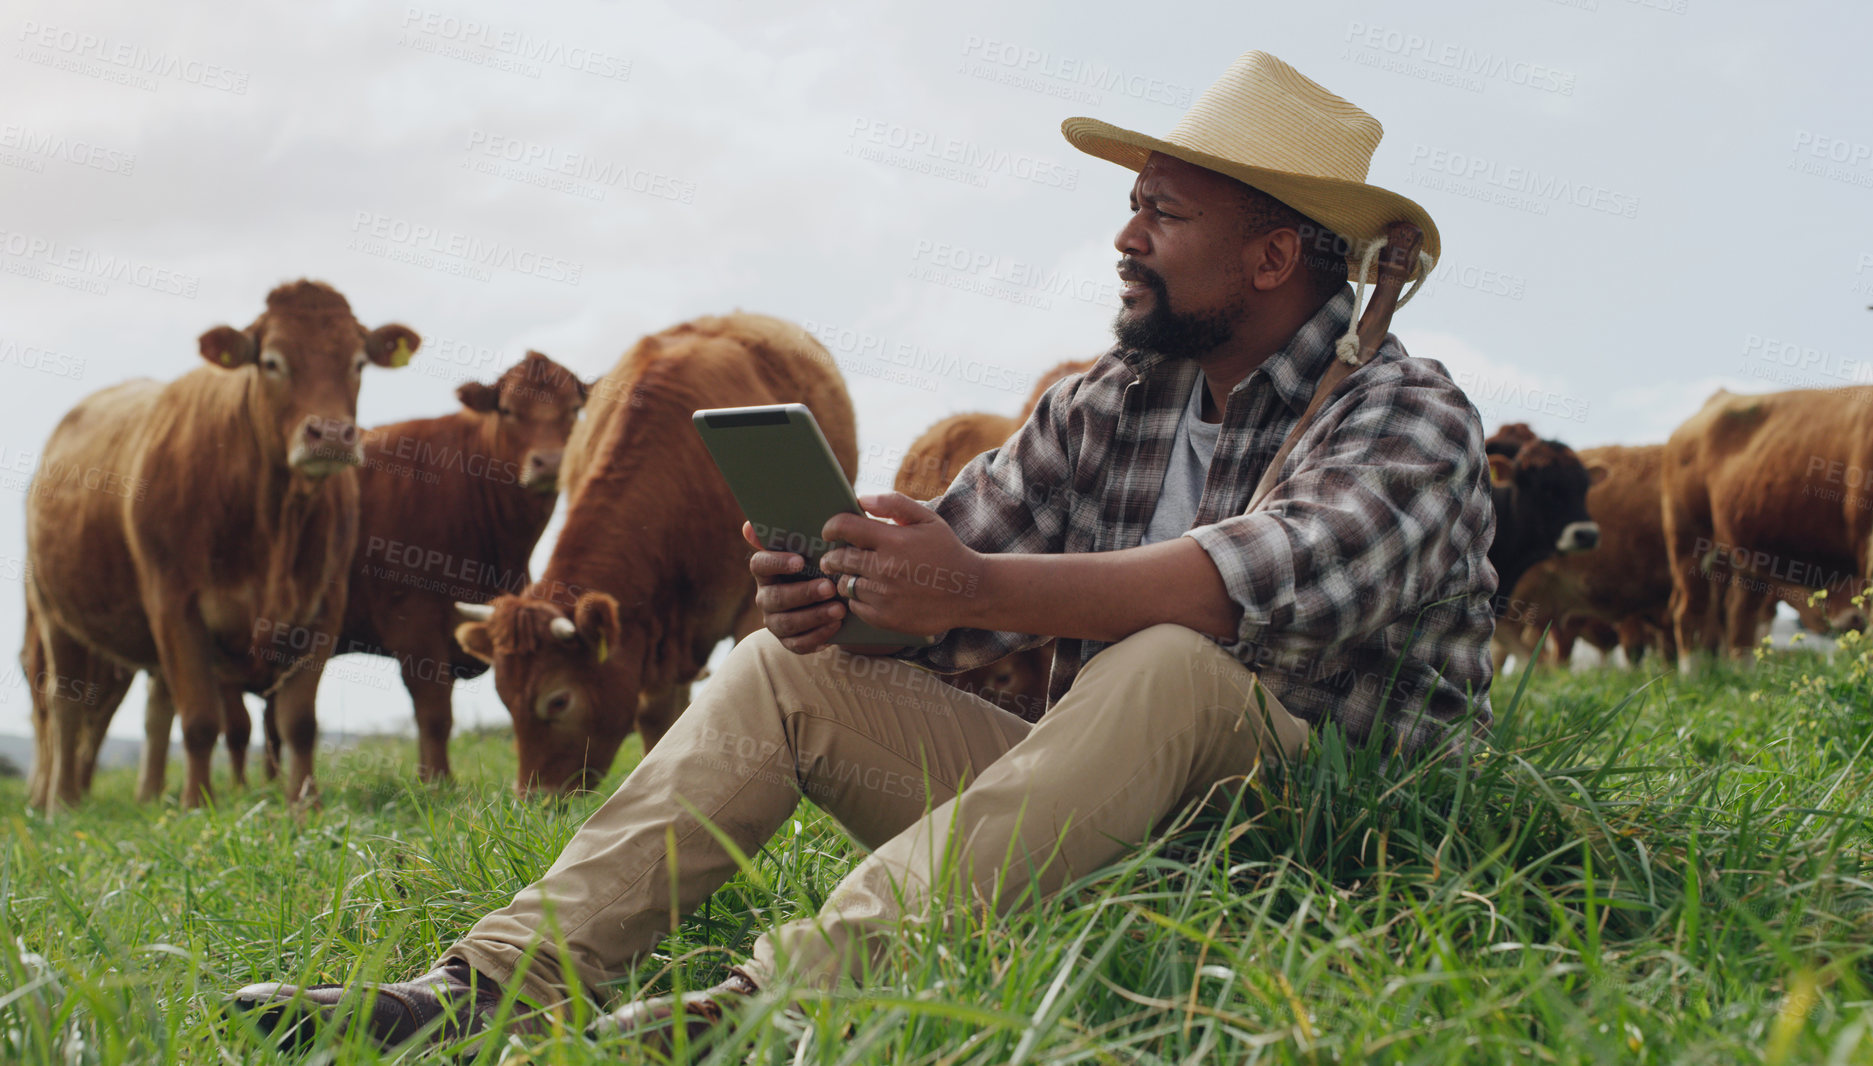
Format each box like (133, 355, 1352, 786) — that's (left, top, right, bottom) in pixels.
(1334, 237, 1435, 366)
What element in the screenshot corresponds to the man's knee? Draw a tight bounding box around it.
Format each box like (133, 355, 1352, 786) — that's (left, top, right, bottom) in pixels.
(1084, 623, 1239, 685)
(1063, 621, 1251, 723)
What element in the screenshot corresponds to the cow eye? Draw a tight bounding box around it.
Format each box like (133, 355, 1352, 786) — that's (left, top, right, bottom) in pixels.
(259, 351, 286, 376)
(352, 353, 368, 374)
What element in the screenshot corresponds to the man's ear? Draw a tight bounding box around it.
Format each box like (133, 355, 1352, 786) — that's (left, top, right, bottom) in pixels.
(199, 325, 256, 369)
(365, 324, 421, 368)
(1488, 453, 1516, 488)
(457, 381, 501, 412)
(573, 591, 621, 664)
(455, 620, 495, 663)
(1249, 228, 1305, 293)
(1586, 463, 1610, 486)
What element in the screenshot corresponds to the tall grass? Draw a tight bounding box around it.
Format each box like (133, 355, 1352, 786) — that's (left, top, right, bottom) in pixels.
(2, 644, 1871, 1063)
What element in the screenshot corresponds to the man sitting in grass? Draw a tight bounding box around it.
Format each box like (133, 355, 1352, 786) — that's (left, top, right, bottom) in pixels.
(231, 49, 1497, 1052)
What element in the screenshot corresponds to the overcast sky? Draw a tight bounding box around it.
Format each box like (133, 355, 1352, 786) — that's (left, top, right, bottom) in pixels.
(1, 0, 1866, 746)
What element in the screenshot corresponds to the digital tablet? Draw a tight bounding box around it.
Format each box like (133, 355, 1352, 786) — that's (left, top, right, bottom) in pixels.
(692, 403, 937, 647)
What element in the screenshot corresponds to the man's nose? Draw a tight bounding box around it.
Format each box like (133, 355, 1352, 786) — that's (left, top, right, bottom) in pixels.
(1114, 214, 1148, 257)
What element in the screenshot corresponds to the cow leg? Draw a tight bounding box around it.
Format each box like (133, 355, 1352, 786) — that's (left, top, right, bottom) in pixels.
(23, 608, 53, 810)
(262, 697, 282, 781)
(636, 682, 691, 754)
(145, 606, 226, 809)
(36, 624, 130, 810)
(1548, 620, 1582, 667)
(271, 663, 324, 805)
(1725, 581, 1775, 661)
(138, 673, 176, 802)
(222, 684, 251, 788)
(400, 652, 455, 782)
(72, 663, 131, 795)
(1616, 618, 1650, 668)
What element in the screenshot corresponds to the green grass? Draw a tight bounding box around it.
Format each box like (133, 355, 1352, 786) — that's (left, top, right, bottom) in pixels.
(4, 644, 1873, 1064)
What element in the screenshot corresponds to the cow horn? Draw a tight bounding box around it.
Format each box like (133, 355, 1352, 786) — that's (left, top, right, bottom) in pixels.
(549, 616, 578, 642)
(455, 601, 495, 621)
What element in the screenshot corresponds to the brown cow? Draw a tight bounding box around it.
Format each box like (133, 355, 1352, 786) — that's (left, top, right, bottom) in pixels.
(23, 280, 416, 808)
(1492, 444, 1672, 672)
(1662, 388, 1873, 664)
(259, 351, 589, 782)
(453, 313, 857, 795)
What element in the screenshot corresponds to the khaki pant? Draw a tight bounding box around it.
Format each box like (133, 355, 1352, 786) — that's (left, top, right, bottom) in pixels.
(444, 623, 1308, 1009)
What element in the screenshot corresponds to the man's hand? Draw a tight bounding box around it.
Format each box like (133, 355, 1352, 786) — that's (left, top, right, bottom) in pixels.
(818, 493, 986, 637)
(744, 521, 849, 654)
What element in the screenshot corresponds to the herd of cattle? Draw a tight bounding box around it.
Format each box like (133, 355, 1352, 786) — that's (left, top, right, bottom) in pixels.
(17, 279, 1870, 810)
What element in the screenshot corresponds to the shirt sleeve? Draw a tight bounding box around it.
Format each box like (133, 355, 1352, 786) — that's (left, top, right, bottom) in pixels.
(890, 376, 1082, 674)
(1182, 367, 1489, 661)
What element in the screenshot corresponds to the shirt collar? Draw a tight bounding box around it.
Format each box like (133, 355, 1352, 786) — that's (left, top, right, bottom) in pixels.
(1114, 285, 1355, 416)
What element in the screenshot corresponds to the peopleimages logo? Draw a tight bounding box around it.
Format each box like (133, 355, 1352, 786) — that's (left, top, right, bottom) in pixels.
(957, 36, 1193, 107)
(398, 8, 631, 81)
(1408, 144, 1640, 220)
(1342, 22, 1576, 96)
(15, 20, 250, 94)
(847, 118, 1080, 191)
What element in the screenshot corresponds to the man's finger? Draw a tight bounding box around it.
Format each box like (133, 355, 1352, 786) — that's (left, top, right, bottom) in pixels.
(755, 578, 837, 615)
(780, 617, 843, 655)
(741, 521, 763, 552)
(858, 491, 939, 526)
(750, 550, 806, 580)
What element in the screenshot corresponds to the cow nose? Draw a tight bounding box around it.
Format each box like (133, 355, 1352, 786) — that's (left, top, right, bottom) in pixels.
(1556, 521, 1600, 553)
(304, 417, 358, 447)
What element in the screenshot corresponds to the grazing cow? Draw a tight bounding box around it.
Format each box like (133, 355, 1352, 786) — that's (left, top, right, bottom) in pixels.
(1483, 424, 1606, 619)
(1492, 444, 1670, 672)
(261, 352, 589, 783)
(23, 280, 416, 808)
(453, 313, 857, 795)
(1661, 388, 1873, 663)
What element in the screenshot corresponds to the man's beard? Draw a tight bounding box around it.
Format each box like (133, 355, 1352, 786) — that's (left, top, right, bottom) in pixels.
(1111, 260, 1240, 360)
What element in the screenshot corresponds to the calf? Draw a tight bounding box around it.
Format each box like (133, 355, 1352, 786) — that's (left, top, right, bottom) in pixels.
(1492, 444, 1666, 672)
(453, 314, 858, 795)
(24, 280, 416, 808)
(263, 351, 588, 782)
(1484, 423, 1606, 624)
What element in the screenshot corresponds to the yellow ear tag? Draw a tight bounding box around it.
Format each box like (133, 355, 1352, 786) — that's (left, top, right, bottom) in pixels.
(595, 635, 609, 664)
(390, 337, 413, 367)
(219, 352, 232, 366)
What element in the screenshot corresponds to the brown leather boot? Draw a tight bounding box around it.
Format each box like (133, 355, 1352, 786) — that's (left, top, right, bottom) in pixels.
(591, 969, 760, 1050)
(225, 957, 533, 1049)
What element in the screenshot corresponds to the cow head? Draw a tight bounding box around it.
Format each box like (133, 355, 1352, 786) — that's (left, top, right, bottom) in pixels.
(455, 351, 589, 494)
(454, 589, 633, 795)
(1488, 437, 1609, 576)
(199, 280, 418, 478)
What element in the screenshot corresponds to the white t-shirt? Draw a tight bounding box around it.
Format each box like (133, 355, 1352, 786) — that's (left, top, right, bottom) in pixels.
(1139, 372, 1221, 546)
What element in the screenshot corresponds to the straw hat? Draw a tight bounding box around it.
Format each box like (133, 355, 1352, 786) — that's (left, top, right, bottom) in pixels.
(1062, 50, 1439, 284)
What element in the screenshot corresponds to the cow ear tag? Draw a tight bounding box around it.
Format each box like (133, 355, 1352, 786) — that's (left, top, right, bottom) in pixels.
(219, 352, 232, 366)
(595, 635, 609, 664)
(390, 338, 413, 367)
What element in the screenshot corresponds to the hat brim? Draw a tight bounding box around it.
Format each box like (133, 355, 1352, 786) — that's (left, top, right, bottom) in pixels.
(1062, 116, 1440, 284)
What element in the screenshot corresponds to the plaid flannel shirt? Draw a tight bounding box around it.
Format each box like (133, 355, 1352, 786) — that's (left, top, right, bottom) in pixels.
(898, 287, 1497, 756)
